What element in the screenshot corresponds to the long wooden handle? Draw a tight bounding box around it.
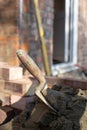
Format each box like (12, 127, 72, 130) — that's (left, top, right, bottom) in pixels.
(33, 0, 51, 76)
(16, 50, 45, 83)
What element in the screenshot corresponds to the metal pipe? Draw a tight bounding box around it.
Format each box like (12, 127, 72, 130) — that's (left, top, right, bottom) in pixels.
(19, 0, 23, 49)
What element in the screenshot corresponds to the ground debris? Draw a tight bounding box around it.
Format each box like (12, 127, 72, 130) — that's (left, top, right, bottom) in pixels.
(36, 87, 86, 130)
(50, 116, 73, 130)
(11, 85, 87, 130)
(1, 69, 87, 130)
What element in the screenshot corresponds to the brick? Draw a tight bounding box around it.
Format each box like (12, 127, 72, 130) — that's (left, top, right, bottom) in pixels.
(46, 76, 59, 87)
(46, 76, 87, 90)
(0, 80, 5, 91)
(0, 0, 53, 72)
(0, 63, 9, 79)
(4, 76, 38, 96)
(0, 87, 37, 110)
(0, 77, 37, 107)
(59, 78, 87, 90)
(0, 66, 23, 80)
(0, 92, 10, 106)
(11, 95, 36, 110)
(0, 75, 38, 96)
(0, 62, 8, 66)
(0, 24, 18, 36)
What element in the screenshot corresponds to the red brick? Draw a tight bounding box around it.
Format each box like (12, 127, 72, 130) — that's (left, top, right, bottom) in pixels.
(0, 88, 37, 109)
(0, 92, 10, 106)
(11, 95, 36, 110)
(4, 76, 38, 96)
(0, 66, 23, 80)
(0, 63, 9, 79)
(0, 62, 8, 66)
(0, 80, 5, 91)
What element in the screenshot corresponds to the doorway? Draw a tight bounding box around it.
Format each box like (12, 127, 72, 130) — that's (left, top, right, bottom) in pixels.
(53, 0, 65, 64)
(52, 0, 78, 75)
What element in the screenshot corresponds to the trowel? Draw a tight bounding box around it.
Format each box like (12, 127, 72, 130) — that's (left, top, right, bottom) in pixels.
(16, 49, 57, 112)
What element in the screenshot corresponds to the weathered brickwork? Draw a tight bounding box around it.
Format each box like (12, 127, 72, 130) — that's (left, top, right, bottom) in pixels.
(1, 0, 87, 72)
(0, 0, 54, 73)
(0, 0, 19, 65)
(78, 0, 87, 66)
(24, 0, 54, 71)
(0, 66, 23, 80)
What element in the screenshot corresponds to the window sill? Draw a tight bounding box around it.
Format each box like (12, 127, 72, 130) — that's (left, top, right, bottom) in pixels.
(52, 62, 78, 76)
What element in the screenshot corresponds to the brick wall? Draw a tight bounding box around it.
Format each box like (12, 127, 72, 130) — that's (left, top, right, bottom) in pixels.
(0, 0, 54, 74)
(25, 0, 54, 71)
(1, 0, 87, 73)
(0, 0, 19, 65)
(78, 0, 87, 66)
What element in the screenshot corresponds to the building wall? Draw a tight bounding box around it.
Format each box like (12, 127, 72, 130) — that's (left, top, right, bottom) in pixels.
(1, 0, 87, 73)
(27, 0, 54, 72)
(0, 0, 54, 74)
(0, 0, 19, 65)
(78, 0, 87, 66)
(0, 0, 31, 65)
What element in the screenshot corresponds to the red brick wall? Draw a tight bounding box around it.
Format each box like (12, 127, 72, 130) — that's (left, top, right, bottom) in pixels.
(26, 0, 54, 71)
(0, 0, 19, 65)
(78, 0, 87, 66)
(0, 0, 30, 65)
(2, 0, 87, 73)
(0, 0, 54, 73)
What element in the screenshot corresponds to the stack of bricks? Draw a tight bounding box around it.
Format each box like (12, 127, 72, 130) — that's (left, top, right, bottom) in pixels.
(0, 62, 37, 110)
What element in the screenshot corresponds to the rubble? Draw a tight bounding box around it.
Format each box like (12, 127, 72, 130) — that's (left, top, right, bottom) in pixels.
(12, 85, 87, 130)
(0, 68, 87, 130)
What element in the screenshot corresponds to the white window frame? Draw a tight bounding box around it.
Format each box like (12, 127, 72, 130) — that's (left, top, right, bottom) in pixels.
(52, 0, 78, 76)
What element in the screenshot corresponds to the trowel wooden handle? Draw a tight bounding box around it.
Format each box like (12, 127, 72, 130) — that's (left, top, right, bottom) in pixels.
(16, 50, 45, 83)
(17, 50, 57, 112)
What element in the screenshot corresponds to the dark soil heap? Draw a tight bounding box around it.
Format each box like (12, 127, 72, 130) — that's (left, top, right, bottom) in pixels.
(1, 70, 87, 130)
(13, 85, 87, 130)
(38, 87, 87, 130)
